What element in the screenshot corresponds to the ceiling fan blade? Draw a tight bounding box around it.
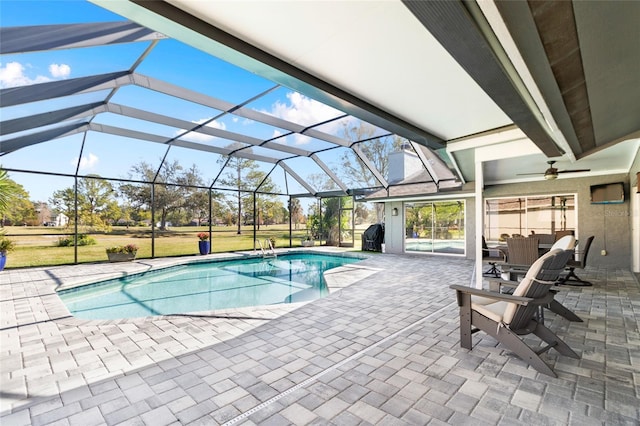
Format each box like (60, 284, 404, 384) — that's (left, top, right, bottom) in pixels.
(557, 169, 591, 174)
(516, 172, 544, 176)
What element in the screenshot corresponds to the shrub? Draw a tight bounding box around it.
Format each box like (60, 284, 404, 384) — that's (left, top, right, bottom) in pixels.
(0, 236, 15, 253)
(56, 234, 96, 247)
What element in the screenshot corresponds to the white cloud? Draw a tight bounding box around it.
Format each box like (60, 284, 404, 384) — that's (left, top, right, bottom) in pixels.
(0, 61, 50, 88)
(75, 153, 99, 170)
(264, 92, 347, 145)
(178, 118, 227, 142)
(49, 63, 71, 78)
(271, 92, 340, 125)
(0, 61, 72, 88)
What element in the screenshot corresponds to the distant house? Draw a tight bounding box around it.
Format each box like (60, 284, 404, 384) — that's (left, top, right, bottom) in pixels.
(54, 213, 69, 227)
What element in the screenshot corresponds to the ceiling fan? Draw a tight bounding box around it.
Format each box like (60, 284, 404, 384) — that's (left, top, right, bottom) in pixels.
(518, 160, 591, 180)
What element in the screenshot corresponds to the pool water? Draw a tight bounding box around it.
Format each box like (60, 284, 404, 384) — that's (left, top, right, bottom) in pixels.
(58, 253, 364, 320)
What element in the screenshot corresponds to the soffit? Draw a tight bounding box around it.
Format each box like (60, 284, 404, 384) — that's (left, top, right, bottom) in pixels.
(495, 0, 640, 159)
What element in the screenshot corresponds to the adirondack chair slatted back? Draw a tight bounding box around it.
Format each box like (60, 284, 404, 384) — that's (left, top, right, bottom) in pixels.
(506, 237, 539, 266)
(503, 249, 572, 327)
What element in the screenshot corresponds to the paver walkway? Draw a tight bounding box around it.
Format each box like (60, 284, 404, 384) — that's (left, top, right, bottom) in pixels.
(1, 250, 638, 425)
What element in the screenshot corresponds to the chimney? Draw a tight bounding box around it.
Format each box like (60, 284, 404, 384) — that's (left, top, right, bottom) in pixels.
(388, 144, 422, 184)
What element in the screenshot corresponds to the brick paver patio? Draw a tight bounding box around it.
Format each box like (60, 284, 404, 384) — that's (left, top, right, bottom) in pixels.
(1, 250, 638, 425)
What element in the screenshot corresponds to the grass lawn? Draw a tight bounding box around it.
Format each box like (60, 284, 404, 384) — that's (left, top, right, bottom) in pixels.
(2, 225, 365, 268)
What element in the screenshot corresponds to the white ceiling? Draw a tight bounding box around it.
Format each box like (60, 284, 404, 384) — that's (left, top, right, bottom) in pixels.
(168, 0, 512, 141)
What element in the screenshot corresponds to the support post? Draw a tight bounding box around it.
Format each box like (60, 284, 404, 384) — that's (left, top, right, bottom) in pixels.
(151, 183, 155, 258)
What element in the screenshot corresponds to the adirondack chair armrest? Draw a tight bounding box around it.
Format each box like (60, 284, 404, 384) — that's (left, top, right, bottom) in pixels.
(501, 263, 530, 271)
(486, 277, 518, 292)
(450, 285, 533, 305)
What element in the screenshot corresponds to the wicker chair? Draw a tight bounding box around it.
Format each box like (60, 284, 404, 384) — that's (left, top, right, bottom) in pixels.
(451, 249, 579, 376)
(506, 237, 540, 267)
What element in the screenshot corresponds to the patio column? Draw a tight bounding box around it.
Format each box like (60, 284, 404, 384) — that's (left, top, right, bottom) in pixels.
(474, 136, 541, 289)
(475, 159, 484, 289)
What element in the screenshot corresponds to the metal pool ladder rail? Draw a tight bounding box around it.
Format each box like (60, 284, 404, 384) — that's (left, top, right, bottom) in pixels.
(258, 239, 277, 258)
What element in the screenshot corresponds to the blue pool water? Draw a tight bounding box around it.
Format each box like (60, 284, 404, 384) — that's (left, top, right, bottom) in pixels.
(58, 253, 364, 320)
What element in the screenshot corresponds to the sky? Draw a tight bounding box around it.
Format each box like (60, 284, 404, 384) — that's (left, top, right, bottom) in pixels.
(0, 1, 398, 210)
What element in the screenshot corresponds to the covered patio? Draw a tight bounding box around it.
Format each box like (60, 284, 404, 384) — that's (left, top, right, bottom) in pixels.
(1, 1, 639, 424)
(1, 251, 638, 424)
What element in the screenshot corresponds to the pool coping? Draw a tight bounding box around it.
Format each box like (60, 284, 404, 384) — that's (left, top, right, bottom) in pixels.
(18, 247, 381, 327)
(54, 248, 370, 292)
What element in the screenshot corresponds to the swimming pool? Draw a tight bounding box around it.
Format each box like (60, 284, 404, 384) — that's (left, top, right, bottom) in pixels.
(58, 253, 365, 320)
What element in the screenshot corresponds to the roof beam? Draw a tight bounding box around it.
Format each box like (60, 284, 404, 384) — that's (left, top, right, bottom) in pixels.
(106, 103, 312, 157)
(0, 21, 165, 54)
(131, 74, 355, 149)
(0, 102, 107, 136)
(351, 144, 388, 189)
(402, 0, 563, 157)
(0, 71, 132, 108)
(129, 73, 235, 112)
(278, 162, 318, 196)
(86, 123, 281, 164)
(409, 142, 439, 185)
(310, 154, 349, 193)
(0, 122, 89, 154)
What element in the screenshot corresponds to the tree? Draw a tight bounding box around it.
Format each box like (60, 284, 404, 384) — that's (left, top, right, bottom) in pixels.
(0, 168, 32, 226)
(3, 184, 36, 226)
(50, 176, 118, 231)
(120, 160, 202, 230)
(217, 155, 278, 234)
(49, 187, 76, 228)
(0, 168, 12, 219)
(77, 176, 119, 230)
(289, 198, 303, 230)
(338, 121, 403, 186)
(338, 121, 404, 222)
(307, 196, 348, 244)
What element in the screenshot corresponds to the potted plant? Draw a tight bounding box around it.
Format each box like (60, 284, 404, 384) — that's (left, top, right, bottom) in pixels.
(197, 232, 210, 255)
(301, 235, 314, 247)
(106, 244, 138, 262)
(0, 236, 15, 271)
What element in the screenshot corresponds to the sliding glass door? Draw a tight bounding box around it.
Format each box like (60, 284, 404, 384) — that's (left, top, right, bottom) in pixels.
(404, 200, 465, 255)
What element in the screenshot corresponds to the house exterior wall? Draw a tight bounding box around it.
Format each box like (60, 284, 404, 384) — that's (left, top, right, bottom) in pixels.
(483, 173, 631, 269)
(380, 172, 632, 270)
(382, 196, 475, 256)
(384, 202, 405, 254)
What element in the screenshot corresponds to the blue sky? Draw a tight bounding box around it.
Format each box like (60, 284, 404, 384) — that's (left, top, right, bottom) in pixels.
(1, 1, 394, 209)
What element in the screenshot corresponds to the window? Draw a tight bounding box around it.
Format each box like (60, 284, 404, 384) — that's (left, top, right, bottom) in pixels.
(485, 194, 576, 242)
(404, 200, 465, 254)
